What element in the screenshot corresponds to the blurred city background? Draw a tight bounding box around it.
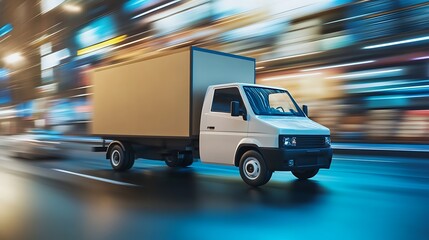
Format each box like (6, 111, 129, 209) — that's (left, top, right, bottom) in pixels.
(1, 2, 429, 239)
(0, 0, 428, 143)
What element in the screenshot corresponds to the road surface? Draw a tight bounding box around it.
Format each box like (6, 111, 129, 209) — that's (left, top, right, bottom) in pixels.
(0, 142, 428, 240)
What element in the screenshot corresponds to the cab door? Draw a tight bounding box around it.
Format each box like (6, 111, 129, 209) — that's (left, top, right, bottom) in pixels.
(199, 87, 248, 165)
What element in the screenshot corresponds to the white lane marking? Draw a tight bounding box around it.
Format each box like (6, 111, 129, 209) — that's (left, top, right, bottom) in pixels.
(334, 158, 395, 163)
(52, 169, 139, 187)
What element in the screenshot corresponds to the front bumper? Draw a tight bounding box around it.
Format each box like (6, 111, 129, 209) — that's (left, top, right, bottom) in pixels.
(260, 147, 333, 171)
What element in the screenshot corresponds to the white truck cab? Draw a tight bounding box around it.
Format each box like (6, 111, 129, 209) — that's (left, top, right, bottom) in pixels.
(200, 83, 332, 186)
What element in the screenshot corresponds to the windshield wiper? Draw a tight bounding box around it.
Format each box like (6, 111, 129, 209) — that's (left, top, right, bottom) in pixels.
(289, 109, 301, 116)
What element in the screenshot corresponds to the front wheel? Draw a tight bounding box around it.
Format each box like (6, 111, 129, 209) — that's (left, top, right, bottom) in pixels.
(239, 150, 272, 187)
(291, 169, 319, 180)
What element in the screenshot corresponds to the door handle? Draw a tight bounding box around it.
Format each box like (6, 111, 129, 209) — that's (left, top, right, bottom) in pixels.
(207, 126, 215, 130)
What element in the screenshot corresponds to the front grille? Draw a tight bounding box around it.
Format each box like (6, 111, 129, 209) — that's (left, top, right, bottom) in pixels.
(296, 135, 326, 148)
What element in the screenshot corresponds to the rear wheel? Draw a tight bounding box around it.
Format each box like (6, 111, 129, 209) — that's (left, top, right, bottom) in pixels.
(179, 151, 193, 167)
(180, 158, 193, 167)
(291, 169, 319, 180)
(239, 150, 272, 187)
(165, 151, 193, 168)
(165, 155, 179, 168)
(125, 150, 135, 170)
(109, 144, 133, 171)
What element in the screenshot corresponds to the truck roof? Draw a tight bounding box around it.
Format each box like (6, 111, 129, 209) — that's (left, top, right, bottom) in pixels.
(210, 82, 288, 91)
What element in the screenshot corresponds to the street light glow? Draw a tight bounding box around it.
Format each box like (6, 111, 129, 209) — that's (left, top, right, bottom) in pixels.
(63, 4, 82, 13)
(301, 60, 376, 72)
(3, 52, 24, 64)
(132, 0, 181, 19)
(262, 72, 322, 81)
(362, 35, 429, 49)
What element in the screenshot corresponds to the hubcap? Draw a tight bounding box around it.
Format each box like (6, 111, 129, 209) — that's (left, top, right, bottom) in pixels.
(243, 157, 261, 180)
(111, 150, 121, 166)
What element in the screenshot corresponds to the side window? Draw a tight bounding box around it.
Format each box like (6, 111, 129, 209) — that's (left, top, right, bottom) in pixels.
(211, 87, 245, 113)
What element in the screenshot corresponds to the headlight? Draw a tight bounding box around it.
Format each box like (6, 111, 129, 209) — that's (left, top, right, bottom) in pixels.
(282, 136, 296, 147)
(325, 136, 331, 146)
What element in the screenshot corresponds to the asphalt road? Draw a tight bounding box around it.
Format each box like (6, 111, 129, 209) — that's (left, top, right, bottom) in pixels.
(0, 142, 428, 240)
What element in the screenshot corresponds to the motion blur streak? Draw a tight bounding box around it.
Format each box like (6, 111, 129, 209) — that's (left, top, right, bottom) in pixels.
(77, 35, 128, 56)
(363, 35, 429, 49)
(1, 0, 427, 143)
(301, 60, 376, 72)
(326, 69, 403, 79)
(263, 72, 322, 81)
(53, 168, 139, 187)
(0, 1, 429, 238)
(131, 0, 182, 19)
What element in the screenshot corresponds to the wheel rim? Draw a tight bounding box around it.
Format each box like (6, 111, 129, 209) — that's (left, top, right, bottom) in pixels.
(111, 150, 121, 166)
(243, 157, 261, 180)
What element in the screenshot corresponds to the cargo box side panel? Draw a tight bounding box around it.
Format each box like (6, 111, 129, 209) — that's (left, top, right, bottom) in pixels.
(92, 51, 191, 137)
(191, 48, 255, 136)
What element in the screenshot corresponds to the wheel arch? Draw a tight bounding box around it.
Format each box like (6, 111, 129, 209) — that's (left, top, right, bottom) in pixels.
(106, 140, 126, 159)
(234, 143, 261, 167)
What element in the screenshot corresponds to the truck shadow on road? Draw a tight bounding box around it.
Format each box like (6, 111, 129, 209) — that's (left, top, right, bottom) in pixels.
(244, 180, 327, 207)
(79, 167, 328, 211)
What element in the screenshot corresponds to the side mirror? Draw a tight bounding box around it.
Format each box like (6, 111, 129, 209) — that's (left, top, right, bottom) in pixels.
(303, 105, 309, 117)
(231, 101, 248, 120)
(231, 101, 240, 117)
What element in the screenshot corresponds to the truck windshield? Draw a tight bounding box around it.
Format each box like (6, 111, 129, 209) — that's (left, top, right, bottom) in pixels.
(243, 86, 304, 116)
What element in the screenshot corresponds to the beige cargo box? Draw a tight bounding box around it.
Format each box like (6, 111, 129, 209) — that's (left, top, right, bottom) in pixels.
(91, 47, 255, 138)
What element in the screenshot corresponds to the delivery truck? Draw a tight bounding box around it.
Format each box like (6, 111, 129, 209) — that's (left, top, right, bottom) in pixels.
(91, 46, 332, 187)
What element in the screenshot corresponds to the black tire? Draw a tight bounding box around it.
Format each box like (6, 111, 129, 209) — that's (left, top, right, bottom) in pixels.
(179, 152, 193, 167)
(125, 149, 135, 170)
(292, 169, 319, 180)
(180, 157, 193, 167)
(165, 151, 193, 168)
(239, 150, 272, 187)
(165, 155, 179, 168)
(109, 144, 131, 171)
